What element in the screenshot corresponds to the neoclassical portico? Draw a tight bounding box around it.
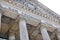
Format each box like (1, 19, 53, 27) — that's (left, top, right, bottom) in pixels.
(0, 0, 60, 40)
(0, 10, 52, 40)
(18, 17, 51, 40)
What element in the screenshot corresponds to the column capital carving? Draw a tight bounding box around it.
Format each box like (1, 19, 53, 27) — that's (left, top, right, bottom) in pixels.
(19, 15, 26, 22)
(39, 22, 56, 32)
(40, 23, 46, 29)
(56, 28, 60, 33)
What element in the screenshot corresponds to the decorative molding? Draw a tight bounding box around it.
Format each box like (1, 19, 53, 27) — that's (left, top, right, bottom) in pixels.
(0, 0, 60, 29)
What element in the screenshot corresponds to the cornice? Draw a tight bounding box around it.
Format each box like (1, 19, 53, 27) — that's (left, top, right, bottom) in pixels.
(0, 0, 60, 29)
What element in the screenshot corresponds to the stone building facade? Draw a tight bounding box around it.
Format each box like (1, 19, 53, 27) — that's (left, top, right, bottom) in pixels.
(0, 0, 60, 40)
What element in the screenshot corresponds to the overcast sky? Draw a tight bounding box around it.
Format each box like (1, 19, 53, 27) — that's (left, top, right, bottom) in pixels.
(38, 0, 60, 15)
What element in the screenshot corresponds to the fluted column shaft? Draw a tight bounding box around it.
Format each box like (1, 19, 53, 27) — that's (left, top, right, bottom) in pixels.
(56, 28, 60, 40)
(40, 27, 51, 40)
(19, 19, 29, 40)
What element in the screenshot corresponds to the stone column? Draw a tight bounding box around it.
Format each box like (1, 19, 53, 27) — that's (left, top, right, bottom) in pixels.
(9, 32, 15, 40)
(0, 13, 1, 27)
(57, 34, 60, 40)
(19, 18, 29, 40)
(40, 27, 51, 40)
(56, 28, 60, 40)
(0, 12, 2, 32)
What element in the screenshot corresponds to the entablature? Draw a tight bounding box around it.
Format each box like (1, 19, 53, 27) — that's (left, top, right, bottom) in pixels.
(0, 0, 60, 32)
